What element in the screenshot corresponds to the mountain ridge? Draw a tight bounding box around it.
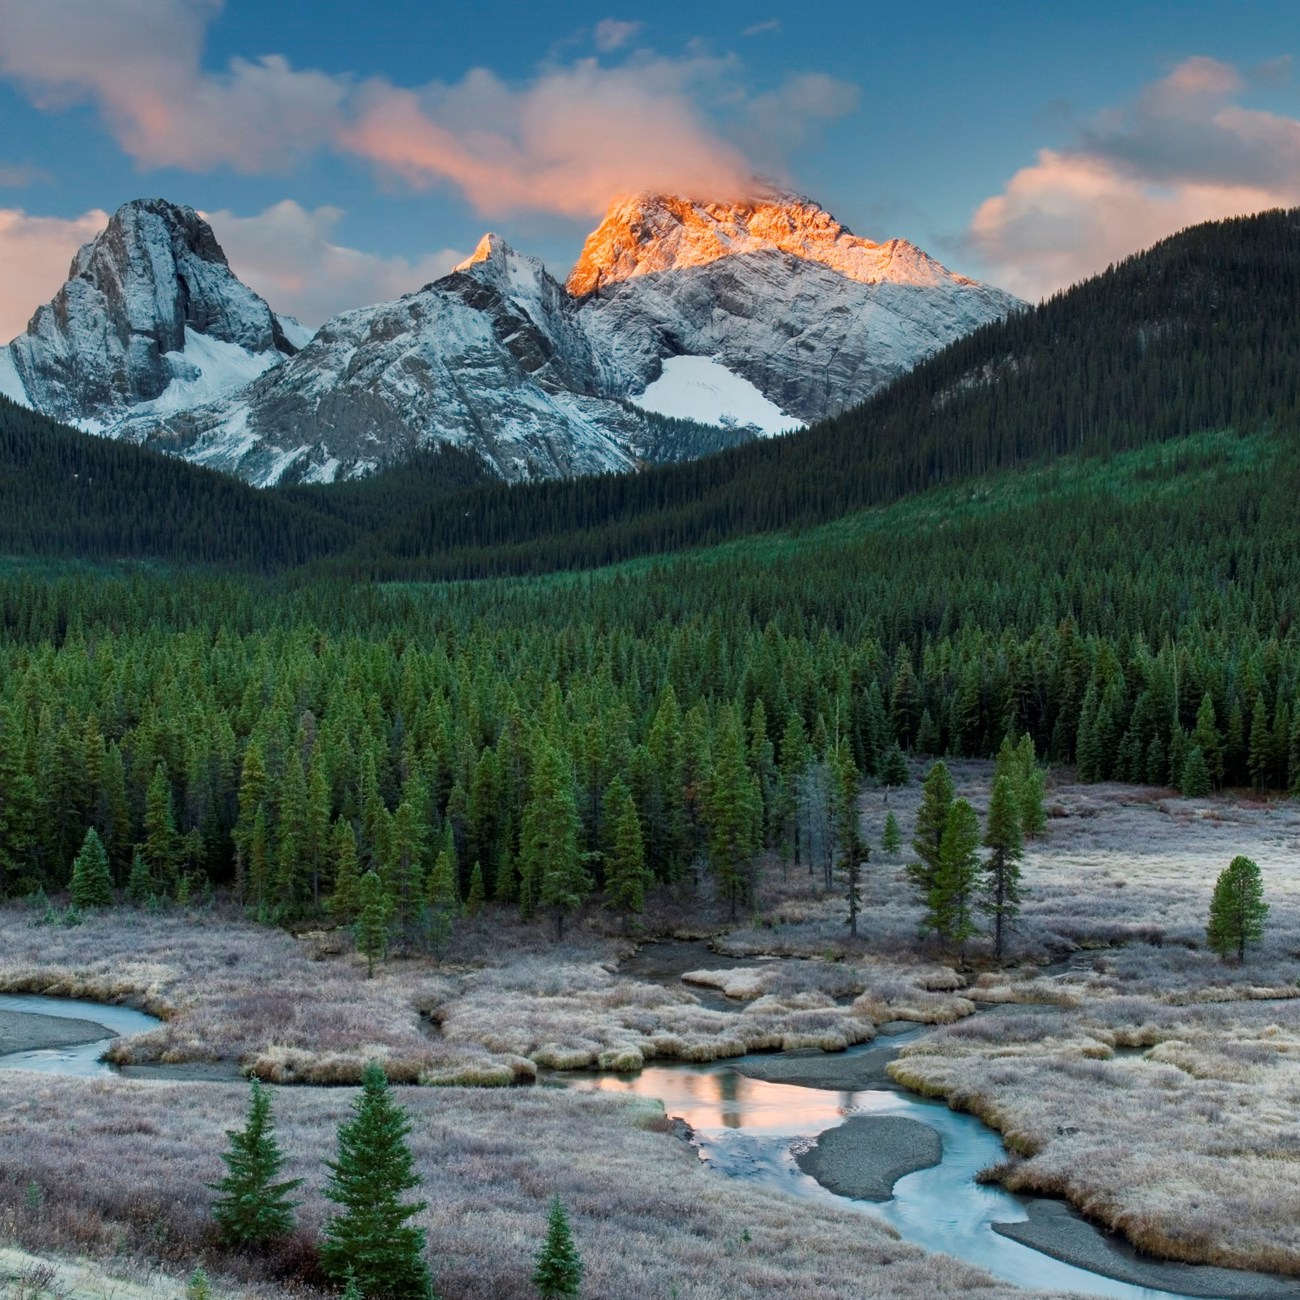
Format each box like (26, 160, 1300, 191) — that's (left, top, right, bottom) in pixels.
(1, 192, 1020, 485)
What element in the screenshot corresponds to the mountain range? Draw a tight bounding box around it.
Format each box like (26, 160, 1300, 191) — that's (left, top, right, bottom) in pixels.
(0, 193, 1020, 486)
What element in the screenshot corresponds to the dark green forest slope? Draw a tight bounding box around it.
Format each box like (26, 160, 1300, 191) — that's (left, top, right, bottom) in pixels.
(1, 425, 1296, 912)
(355, 207, 1300, 579)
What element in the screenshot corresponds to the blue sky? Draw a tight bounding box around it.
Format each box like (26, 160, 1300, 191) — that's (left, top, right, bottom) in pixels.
(1, 0, 1298, 335)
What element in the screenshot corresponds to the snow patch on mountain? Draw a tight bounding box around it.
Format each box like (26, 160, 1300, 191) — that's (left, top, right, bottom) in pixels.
(130, 329, 281, 419)
(0, 349, 26, 406)
(277, 316, 316, 350)
(632, 356, 802, 437)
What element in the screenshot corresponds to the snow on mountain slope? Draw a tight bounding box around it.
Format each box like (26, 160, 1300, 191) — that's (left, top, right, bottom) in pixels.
(632, 356, 801, 437)
(119, 235, 741, 486)
(573, 193, 1023, 422)
(0, 349, 25, 406)
(3, 198, 295, 427)
(4, 191, 1020, 487)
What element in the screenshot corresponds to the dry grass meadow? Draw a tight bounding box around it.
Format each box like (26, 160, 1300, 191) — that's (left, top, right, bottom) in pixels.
(0, 761, 1297, 1291)
(0, 1071, 1066, 1300)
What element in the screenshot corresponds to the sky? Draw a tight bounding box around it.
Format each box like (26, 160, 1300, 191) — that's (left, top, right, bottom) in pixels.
(2, 0, 1299, 339)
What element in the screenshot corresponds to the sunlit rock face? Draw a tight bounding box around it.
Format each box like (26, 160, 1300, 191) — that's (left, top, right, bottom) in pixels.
(571, 193, 1024, 423)
(3, 191, 1022, 485)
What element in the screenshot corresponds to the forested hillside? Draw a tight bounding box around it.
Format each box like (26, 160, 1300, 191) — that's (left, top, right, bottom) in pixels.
(2, 427, 1296, 924)
(353, 208, 1300, 579)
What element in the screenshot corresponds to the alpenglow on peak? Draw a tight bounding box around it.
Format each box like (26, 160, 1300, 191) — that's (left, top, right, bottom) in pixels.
(566, 192, 978, 297)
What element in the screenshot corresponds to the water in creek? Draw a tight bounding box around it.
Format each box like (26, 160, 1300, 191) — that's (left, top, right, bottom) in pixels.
(0, 993, 161, 1076)
(569, 1054, 1243, 1300)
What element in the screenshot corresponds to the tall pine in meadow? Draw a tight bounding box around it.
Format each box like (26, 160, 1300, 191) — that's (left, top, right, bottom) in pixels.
(209, 1079, 301, 1246)
(321, 1063, 431, 1300)
(981, 774, 1023, 960)
(1206, 855, 1268, 963)
(356, 870, 392, 978)
(928, 799, 981, 956)
(909, 761, 953, 933)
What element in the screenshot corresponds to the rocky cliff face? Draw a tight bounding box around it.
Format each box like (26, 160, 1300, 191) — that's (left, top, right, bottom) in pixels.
(4, 191, 1022, 485)
(571, 193, 1023, 421)
(3, 198, 296, 426)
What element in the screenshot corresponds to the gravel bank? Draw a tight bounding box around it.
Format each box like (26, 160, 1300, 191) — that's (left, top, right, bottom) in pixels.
(795, 1115, 942, 1200)
(0, 1007, 113, 1056)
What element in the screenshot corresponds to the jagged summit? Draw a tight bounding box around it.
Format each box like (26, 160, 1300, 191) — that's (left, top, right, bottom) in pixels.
(454, 232, 511, 272)
(4, 198, 296, 426)
(567, 192, 974, 297)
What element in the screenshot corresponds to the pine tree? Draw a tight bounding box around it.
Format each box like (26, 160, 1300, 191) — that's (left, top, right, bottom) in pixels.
(532, 1195, 583, 1300)
(1247, 692, 1272, 792)
(981, 774, 1023, 961)
(523, 743, 590, 938)
(927, 798, 981, 956)
(126, 848, 153, 905)
(881, 810, 901, 855)
(209, 1079, 302, 1246)
(834, 739, 867, 938)
(909, 761, 953, 931)
(321, 1063, 431, 1300)
(330, 818, 362, 921)
(1206, 855, 1268, 963)
(465, 862, 486, 916)
(879, 743, 909, 794)
(702, 708, 762, 921)
(0, 704, 36, 897)
(1191, 693, 1224, 786)
(69, 827, 113, 908)
(356, 870, 392, 978)
(143, 763, 178, 888)
(602, 777, 648, 921)
(1180, 745, 1212, 797)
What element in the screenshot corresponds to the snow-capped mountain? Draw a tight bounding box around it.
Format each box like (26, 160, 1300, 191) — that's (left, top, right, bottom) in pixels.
(0, 199, 302, 428)
(571, 194, 1023, 421)
(2, 192, 1022, 486)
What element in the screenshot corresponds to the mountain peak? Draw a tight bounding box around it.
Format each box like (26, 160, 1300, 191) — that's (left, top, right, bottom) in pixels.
(453, 232, 513, 273)
(5, 195, 293, 424)
(567, 191, 976, 297)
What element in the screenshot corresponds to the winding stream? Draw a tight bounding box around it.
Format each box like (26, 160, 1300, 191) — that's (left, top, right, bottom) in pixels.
(0, 993, 1291, 1300)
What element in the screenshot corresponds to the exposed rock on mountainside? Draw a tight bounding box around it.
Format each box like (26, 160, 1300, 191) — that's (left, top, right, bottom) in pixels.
(572, 194, 1023, 421)
(3, 192, 1021, 485)
(2, 199, 297, 427)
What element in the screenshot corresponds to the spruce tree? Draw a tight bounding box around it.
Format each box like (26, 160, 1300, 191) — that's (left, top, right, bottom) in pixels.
(209, 1078, 301, 1246)
(356, 870, 392, 978)
(520, 743, 587, 932)
(1206, 855, 1268, 963)
(927, 798, 981, 956)
(879, 743, 909, 794)
(126, 848, 152, 905)
(602, 777, 648, 920)
(702, 709, 762, 922)
(143, 763, 179, 888)
(69, 827, 113, 908)
(1180, 746, 1212, 797)
(330, 818, 362, 921)
(881, 810, 902, 855)
(532, 1195, 583, 1300)
(909, 761, 953, 930)
(321, 1063, 431, 1300)
(981, 774, 1023, 960)
(465, 862, 486, 916)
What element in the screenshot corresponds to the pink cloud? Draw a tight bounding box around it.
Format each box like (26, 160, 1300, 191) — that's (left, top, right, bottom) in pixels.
(0, 0, 344, 172)
(971, 57, 1300, 300)
(0, 0, 857, 215)
(339, 58, 761, 218)
(0, 207, 108, 341)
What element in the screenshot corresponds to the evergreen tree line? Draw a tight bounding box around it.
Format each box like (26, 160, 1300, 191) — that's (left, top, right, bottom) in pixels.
(1, 429, 1298, 924)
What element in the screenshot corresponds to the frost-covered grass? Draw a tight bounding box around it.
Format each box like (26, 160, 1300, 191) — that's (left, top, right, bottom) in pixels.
(0, 1074, 1062, 1300)
(867, 766, 1300, 1276)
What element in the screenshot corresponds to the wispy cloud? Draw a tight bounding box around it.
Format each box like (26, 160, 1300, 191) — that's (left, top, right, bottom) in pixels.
(204, 201, 464, 327)
(970, 57, 1300, 300)
(742, 19, 781, 37)
(0, 207, 108, 341)
(0, 163, 52, 188)
(0, 0, 858, 215)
